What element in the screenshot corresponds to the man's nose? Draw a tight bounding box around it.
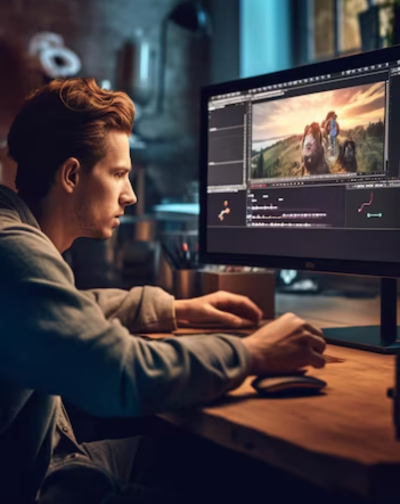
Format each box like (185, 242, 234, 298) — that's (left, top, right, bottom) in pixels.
(121, 179, 137, 206)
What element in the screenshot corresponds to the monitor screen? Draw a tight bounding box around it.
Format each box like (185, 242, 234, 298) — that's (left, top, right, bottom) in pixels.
(200, 46, 400, 277)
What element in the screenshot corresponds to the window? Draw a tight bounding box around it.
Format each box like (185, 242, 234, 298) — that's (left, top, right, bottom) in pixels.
(313, 0, 336, 59)
(302, 0, 395, 63)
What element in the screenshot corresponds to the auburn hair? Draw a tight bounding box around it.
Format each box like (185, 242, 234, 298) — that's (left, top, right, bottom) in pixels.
(8, 78, 135, 201)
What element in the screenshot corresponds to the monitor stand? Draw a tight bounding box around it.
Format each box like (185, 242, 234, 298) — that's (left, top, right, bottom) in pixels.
(323, 278, 400, 354)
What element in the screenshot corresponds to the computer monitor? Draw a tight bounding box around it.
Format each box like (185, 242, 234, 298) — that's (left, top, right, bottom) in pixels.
(199, 46, 400, 353)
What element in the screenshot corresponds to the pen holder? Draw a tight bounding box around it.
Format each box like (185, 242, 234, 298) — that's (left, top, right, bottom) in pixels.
(173, 269, 201, 299)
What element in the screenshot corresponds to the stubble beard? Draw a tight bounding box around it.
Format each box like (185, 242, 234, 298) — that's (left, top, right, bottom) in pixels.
(73, 202, 109, 240)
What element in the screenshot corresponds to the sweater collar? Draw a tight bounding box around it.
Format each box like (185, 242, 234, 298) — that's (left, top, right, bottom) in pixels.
(0, 184, 41, 229)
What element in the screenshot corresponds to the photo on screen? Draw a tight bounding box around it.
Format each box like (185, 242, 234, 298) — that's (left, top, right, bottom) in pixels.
(251, 82, 386, 179)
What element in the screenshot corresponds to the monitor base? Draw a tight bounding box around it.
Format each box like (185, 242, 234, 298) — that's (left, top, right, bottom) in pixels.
(324, 326, 400, 354)
(323, 278, 399, 353)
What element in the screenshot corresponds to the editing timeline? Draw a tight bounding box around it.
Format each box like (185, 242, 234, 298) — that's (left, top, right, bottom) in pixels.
(247, 190, 327, 228)
(245, 185, 345, 229)
(208, 184, 400, 231)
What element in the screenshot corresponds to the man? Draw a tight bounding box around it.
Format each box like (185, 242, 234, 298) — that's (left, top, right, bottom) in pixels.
(0, 78, 326, 503)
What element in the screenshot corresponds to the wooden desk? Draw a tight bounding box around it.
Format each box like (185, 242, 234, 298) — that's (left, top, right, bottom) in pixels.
(160, 294, 400, 501)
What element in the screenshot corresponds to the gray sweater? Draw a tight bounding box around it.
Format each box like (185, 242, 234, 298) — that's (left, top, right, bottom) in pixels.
(0, 185, 250, 503)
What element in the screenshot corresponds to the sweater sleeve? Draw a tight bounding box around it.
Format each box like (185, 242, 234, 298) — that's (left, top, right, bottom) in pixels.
(0, 225, 250, 417)
(80, 286, 177, 333)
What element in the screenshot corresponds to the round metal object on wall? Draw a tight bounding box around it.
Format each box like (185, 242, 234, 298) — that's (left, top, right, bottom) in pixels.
(28, 32, 64, 58)
(39, 46, 81, 78)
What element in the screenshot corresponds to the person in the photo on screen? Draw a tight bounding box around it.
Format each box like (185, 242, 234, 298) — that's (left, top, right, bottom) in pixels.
(323, 111, 340, 157)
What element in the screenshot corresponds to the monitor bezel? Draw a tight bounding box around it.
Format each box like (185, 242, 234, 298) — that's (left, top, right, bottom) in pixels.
(199, 46, 400, 278)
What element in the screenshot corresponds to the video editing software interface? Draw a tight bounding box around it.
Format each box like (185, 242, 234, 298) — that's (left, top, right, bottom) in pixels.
(205, 53, 400, 264)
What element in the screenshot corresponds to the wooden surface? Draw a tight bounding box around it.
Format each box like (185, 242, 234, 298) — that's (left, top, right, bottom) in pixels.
(276, 293, 400, 328)
(159, 294, 400, 501)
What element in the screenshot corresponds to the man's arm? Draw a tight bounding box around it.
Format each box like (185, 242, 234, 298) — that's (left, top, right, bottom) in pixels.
(81, 286, 177, 333)
(0, 225, 250, 417)
(82, 284, 263, 334)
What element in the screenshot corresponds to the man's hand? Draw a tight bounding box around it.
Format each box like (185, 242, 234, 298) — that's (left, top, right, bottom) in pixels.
(241, 312, 326, 375)
(174, 291, 263, 328)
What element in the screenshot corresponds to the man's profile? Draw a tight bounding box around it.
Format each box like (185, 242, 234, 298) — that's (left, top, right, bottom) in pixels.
(0, 78, 326, 503)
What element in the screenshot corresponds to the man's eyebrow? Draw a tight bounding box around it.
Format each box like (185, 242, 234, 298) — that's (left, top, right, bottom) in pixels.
(111, 166, 132, 172)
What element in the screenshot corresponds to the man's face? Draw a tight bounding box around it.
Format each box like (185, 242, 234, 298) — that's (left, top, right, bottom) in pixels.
(74, 130, 136, 240)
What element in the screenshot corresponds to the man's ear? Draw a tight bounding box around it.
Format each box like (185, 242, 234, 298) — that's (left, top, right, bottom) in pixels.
(60, 157, 81, 193)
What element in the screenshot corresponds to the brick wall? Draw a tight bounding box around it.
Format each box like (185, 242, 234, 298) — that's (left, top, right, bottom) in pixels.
(0, 0, 210, 198)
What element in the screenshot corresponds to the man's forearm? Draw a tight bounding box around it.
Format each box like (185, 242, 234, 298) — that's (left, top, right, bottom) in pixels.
(82, 285, 177, 333)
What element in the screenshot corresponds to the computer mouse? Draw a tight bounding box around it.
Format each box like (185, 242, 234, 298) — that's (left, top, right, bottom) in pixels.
(251, 374, 327, 398)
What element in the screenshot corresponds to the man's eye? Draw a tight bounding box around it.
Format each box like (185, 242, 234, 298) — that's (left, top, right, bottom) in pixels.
(115, 172, 124, 178)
